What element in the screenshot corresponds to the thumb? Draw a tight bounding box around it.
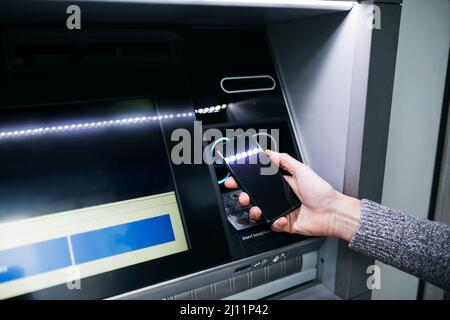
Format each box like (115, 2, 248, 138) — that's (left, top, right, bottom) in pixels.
(266, 150, 300, 176)
(283, 175, 296, 189)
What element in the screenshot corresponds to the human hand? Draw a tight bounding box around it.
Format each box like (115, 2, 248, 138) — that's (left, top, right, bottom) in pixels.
(224, 150, 361, 241)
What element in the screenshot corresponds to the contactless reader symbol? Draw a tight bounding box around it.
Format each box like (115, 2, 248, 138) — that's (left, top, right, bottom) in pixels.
(211, 137, 231, 185)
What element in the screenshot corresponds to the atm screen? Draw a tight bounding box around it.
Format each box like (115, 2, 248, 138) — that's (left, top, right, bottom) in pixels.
(0, 98, 190, 299)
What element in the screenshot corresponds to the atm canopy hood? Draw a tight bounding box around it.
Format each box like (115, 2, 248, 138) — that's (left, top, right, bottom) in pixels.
(0, 0, 355, 26)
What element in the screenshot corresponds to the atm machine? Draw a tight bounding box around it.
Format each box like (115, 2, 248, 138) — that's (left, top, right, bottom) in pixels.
(0, 0, 402, 300)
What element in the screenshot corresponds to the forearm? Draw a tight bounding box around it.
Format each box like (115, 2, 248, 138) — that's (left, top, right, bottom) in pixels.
(342, 199, 450, 290)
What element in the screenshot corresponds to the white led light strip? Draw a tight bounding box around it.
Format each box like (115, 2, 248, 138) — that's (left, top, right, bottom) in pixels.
(195, 104, 227, 114)
(224, 147, 263, 163)
(0, 112, 194, 140)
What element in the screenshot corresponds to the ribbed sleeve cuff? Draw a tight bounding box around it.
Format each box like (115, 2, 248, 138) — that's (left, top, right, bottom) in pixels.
(348, 199, 410, 264)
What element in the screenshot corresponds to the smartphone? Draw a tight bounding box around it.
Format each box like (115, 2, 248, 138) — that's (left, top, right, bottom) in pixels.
(216, 134, 301, 224)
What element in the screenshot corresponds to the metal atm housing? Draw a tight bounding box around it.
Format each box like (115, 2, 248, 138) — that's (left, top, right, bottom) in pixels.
(0, 0, 402, 300)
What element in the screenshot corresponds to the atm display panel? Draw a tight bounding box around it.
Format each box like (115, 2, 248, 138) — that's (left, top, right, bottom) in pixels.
(0, 27, 311, 299)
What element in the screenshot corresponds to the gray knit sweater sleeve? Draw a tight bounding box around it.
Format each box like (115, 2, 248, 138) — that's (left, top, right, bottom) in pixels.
(348, 199, 450, 290)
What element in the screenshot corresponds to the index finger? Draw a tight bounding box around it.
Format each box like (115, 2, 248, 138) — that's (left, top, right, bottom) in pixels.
(266, 150, 302, 177)
(224, 176, 239, 189)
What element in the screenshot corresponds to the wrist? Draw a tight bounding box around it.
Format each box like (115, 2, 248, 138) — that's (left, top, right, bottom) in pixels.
(330, 193, 361, 241)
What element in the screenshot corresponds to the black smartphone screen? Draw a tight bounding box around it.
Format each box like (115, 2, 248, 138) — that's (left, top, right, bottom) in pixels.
(217, 135, 301, 223)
